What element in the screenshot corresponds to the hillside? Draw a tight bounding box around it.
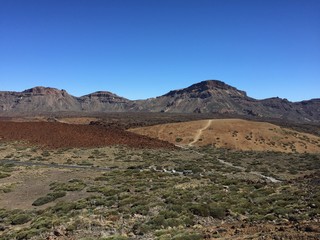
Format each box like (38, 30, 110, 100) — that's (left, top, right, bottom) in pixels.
(132, 81, 320, 123)
(0, 80, 319, 123)
(0, 87, 81, 113)
(129, 119, 320, 153)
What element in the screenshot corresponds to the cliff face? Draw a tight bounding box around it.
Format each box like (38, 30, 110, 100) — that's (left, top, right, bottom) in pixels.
(0, 81, 319, 123)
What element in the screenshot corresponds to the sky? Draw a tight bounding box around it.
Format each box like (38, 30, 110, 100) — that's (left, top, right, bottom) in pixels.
(0, 0, 319, 101)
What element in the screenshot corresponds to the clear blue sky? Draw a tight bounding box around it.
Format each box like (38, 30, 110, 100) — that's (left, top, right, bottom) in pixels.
(0, 0, 319, 101)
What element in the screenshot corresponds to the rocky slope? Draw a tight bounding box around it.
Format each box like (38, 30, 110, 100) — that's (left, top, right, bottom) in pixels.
(79, 91, 131, 112)
(0, 81, 319, 123)
(131, 80, 320, 123)
(0, 87, 81, 114)
(132, 80, 256, 113)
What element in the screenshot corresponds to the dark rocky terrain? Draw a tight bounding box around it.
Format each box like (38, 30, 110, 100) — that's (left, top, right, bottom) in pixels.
(0, 121, 174, 149)
(0, 80, 319, 123)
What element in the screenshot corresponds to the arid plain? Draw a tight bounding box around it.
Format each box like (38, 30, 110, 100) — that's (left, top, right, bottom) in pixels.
(0, 114, 319, 240)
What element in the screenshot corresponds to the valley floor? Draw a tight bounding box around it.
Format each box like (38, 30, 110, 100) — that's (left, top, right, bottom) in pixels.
(0, 140, 319, 239)
(0, 117, 319, 239)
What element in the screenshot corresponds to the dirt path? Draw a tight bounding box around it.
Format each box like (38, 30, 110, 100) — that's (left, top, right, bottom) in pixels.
(188, 120, 213, 146)
(1, 159, 111, 171)
(178, 119, 282, 182)
(217, 158, 282, 183)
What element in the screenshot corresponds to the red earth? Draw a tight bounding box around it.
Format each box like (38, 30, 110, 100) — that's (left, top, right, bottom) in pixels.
(0, 121, 174, 149)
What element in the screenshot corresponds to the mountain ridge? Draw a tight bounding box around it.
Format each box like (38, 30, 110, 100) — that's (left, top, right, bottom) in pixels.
(0, 80, 319, 123)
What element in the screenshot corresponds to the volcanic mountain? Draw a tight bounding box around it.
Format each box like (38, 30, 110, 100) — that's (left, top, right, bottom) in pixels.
(131, 80, 320, 122)
(133, 80, 252, 113)
(0, 87, 81, 114)
(79, 91, 131, 112)
(0, 80, 319, 123)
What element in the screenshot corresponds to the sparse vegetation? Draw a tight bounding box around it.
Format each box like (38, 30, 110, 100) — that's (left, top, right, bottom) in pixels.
(0, 120, 319, 239)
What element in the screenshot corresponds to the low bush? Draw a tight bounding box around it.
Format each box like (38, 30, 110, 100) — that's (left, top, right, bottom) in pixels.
(11, 214, 31, 225)
(0, 172, 10, 179)
(189, 203, 226, 218)
(50, 179, 87, 192)
(32, 191, 66, 206)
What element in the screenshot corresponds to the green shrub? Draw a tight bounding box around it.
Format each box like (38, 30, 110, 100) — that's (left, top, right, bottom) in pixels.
(11, 214, 31, 225)
(52, 201, 77, 214)
(189, 203, 226, 218)
(172, 233, 203, 240)
(102, 236, 129, 240)
(32, 191, 66, 206)
(189, 204, 209, 217)
(209, 204, 226, 218)
(50, 179, 86, 191)
(0, 172, 10, 179)
(31, 216, 53, 229)
(14, 228, 45, 240)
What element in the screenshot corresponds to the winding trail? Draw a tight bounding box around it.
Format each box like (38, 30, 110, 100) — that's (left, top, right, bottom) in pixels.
(217, 158, 281, 183)
(175, 119, 282, 183)
(188, 120, 213, 146)
(0, 159, 111, 171)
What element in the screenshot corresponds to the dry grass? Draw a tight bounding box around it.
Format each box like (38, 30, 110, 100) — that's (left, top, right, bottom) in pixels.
(0, 167, 95, 210)
(129, 119, 320, 153)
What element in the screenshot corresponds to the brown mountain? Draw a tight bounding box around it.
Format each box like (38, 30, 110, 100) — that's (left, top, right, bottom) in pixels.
(132, 80, 320, 123)
(132, 80, 252, 113)
(0, 87, 81, 114)
(0, 81, 319, 123)
(79, 91, 131, 112)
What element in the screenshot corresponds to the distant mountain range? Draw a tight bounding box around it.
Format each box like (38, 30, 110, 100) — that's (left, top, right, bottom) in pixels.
(0, 80, 319, 123)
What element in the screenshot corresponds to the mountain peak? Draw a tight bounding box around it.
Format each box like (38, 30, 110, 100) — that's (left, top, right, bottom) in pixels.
(81, 91, 129, 101)
(22, 86, 66, 95)
(0, 81, 319, 123)
(188, 80, 232, 91)
(163, 80, 247, 98)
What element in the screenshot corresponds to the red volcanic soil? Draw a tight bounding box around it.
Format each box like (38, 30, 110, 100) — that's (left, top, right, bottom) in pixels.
(0, 121, 174, 149)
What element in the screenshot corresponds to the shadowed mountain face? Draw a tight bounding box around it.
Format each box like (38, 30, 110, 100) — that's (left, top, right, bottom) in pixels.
(0, 81, 319, 123)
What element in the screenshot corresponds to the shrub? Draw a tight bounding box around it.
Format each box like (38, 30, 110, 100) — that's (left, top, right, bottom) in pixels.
(189, 203, 226, 218)
(209, 204, 226, 218)
(50, 179, 87, 191)
(102, 236, 129, 240)
(172, 233, 203, 240)
(11, 214, 31, 225)
(32, 191, 66, 206)
(52, 201, 77, 214)
(0, 172, 10, 179)
(189, 204, 209, 217)
(14, 228, 45, 240)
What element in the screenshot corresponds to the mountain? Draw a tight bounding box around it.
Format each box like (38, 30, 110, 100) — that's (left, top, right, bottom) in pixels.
(0, 81, 319, 123)
(132, 80, 253, 113)
(131, 80, 320, 123)
(79, 91, 131, 112)
(0, 87, 81, 114)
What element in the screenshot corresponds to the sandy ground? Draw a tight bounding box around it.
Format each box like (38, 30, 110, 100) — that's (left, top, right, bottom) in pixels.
(130, 119, 320, 153)
(0, 167, 97, 210)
